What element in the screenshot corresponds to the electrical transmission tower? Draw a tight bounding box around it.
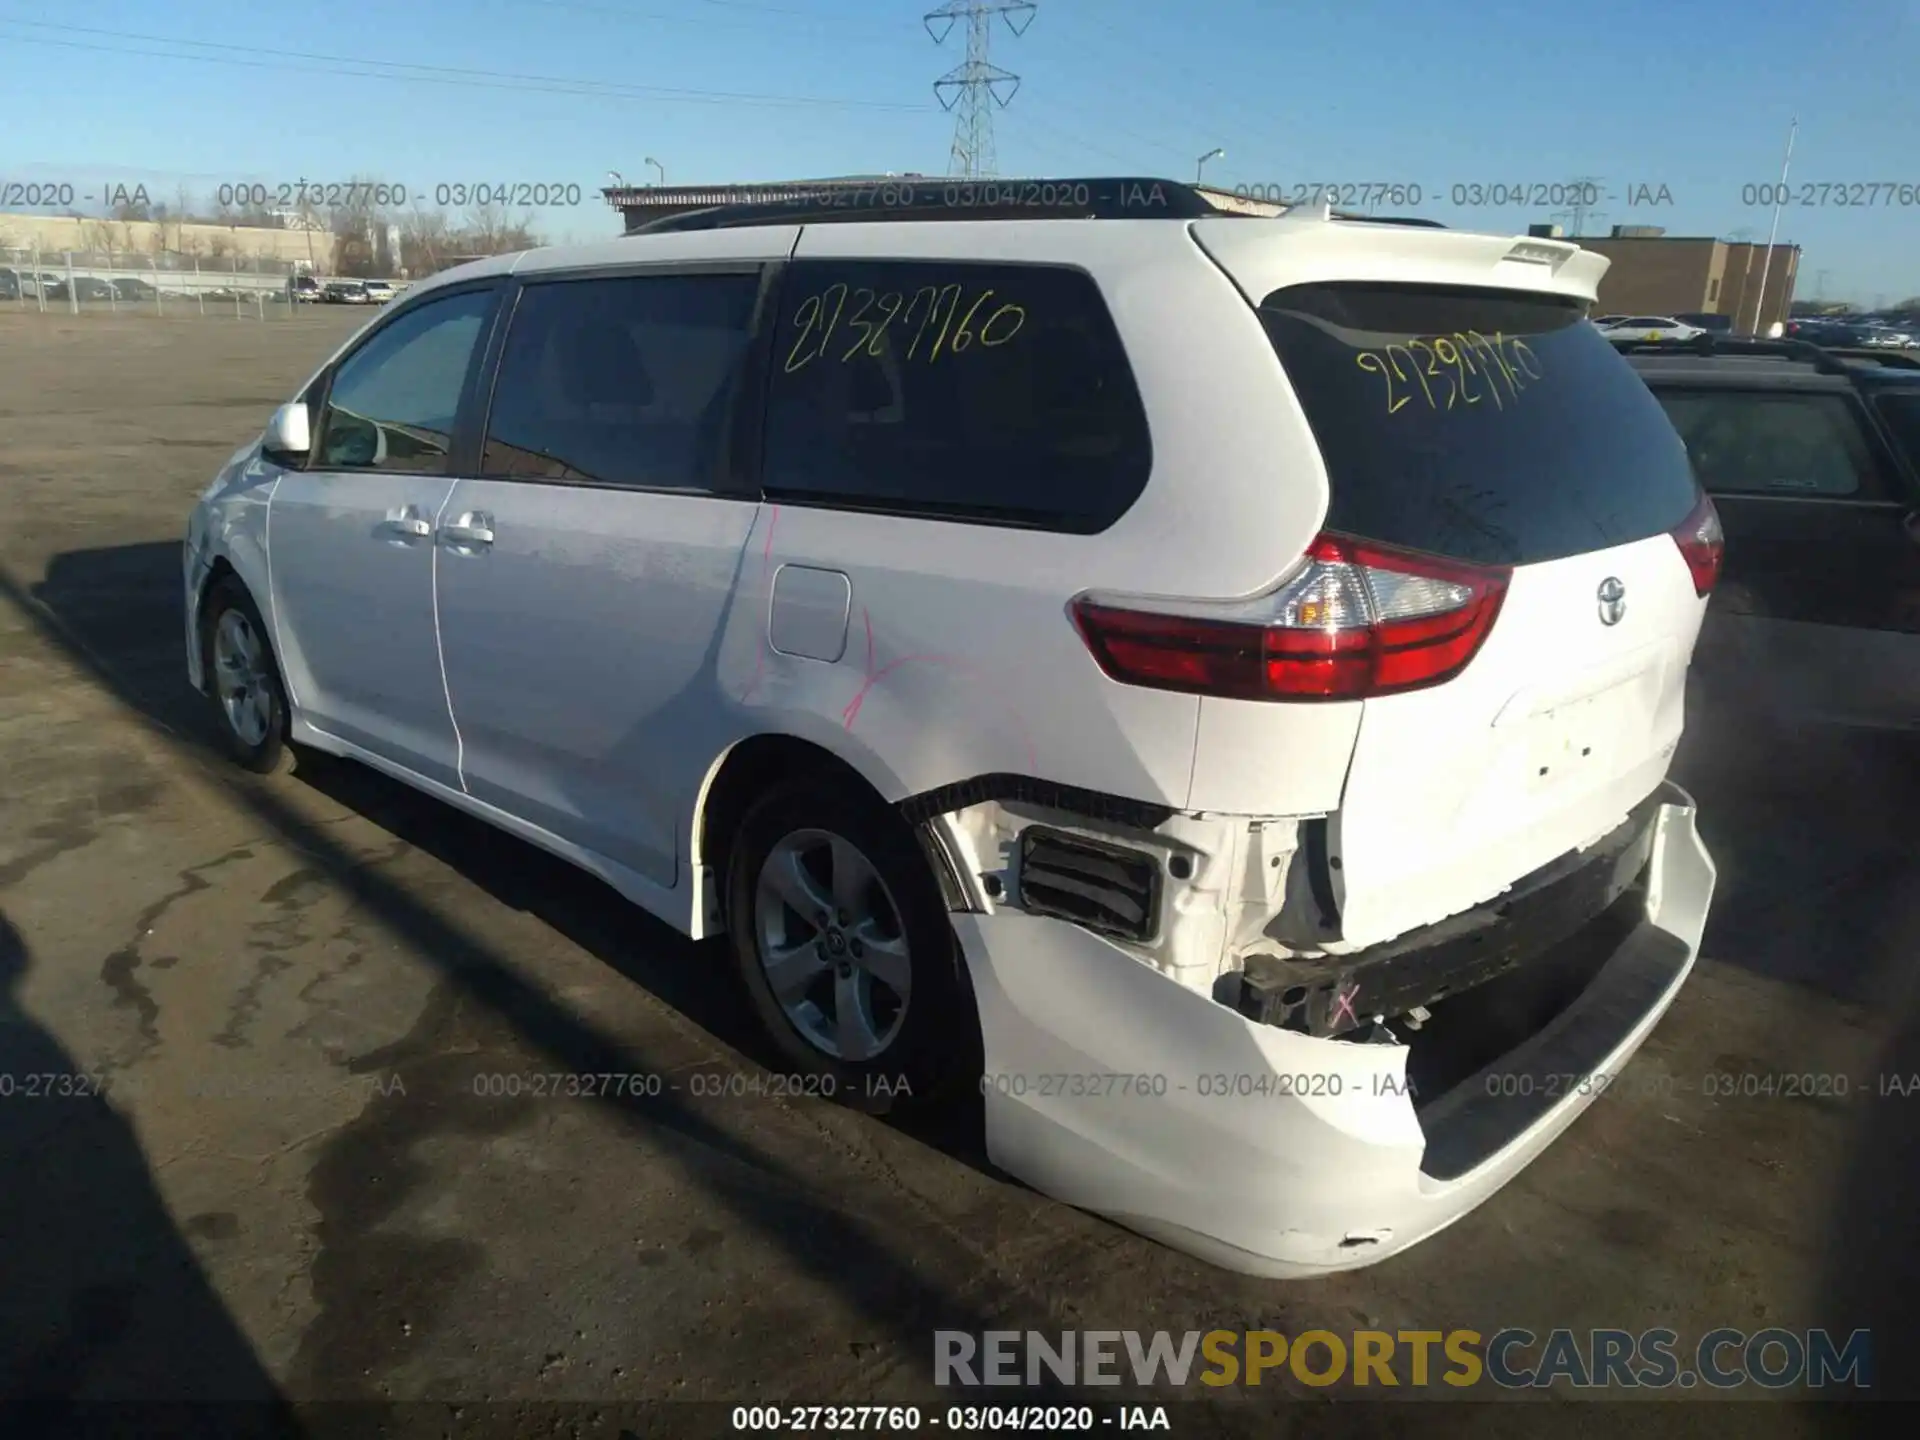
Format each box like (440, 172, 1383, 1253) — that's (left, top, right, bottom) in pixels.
(925, 0, 1036, 178)
(1552, 176, 1608, 237)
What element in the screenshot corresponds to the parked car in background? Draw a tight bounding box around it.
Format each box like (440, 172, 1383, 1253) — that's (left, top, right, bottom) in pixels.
(1673, 312, 1735, 335)
(9, 271, 67, 299)
(183, 192, 1720, 1278)
(110, 277, 158, 301)
(0, 269, 18, 300)
(290, 275, 322, 303)
(1619, 338, 1920, 732)
(1597, 315, 1706, 343)
(1859, 321, 1919, 349)
(45, 277, 117, 302)
(361, 279, 396, 303)
(322, 281, 370, 304)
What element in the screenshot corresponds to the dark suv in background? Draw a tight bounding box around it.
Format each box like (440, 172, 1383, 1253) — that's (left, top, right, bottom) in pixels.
(1617, 338, 1920, 732)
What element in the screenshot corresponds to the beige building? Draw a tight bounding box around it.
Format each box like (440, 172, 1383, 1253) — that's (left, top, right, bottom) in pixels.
(1562, 231, 1800, 335)
(0, 212, 325, 267)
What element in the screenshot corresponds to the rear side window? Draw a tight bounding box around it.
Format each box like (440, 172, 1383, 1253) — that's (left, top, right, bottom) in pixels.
(1654, 390, 1887, 499)
(761, 260, 1151, 532)
(482, 272, 760, 491)
(1260, 283, 1699, 566)
(1873, 392, 1920, 477)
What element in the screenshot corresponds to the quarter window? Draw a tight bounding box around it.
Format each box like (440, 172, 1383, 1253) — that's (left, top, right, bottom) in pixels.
(314, 288, 496, 473)
(760, 260, 1152, 533)
(481, 272, 761, 491)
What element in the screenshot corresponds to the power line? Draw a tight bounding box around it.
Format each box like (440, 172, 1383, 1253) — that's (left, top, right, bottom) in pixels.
(925, 1, 1035, 178)
(504, 0, 905, 53)
(1040, 4, 1276, 164)
(0, 16, 925, 112)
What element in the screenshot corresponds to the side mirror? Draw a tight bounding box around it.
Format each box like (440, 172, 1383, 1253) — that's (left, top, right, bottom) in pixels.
(262, 401, 311, 463)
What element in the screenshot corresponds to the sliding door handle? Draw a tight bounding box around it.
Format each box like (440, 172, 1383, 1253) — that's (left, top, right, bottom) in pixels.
(438, 512, 494, 548)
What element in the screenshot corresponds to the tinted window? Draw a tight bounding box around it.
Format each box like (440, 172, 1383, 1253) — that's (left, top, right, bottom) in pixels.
(314, 287, 495, 472)
(1654, 390, 1885, 498)
(481, 272, 760, 490)
(1872, 392, 1920, 476)
(1259, 283, 1700, 566)
(761, 260, 1151, 532)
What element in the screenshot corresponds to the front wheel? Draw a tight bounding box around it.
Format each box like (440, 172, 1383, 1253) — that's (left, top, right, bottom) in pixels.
(202, 576, 290, 774)
(724, 780, 979, 1113)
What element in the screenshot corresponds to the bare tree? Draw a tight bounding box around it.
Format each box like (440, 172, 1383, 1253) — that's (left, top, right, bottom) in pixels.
(398, 205, 451, 277)
(325, 173, 400, 277)
(460, 201, 541, 256)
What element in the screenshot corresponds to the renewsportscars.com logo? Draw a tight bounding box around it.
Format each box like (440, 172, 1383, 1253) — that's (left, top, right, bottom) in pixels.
(934, 1328, 1873, 1391)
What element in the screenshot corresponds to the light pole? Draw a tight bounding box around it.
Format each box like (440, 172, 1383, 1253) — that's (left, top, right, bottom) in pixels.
(1195, 147, 1224, 186)
(645, 156, 666, 186)
(1750, 116, 1796, 335)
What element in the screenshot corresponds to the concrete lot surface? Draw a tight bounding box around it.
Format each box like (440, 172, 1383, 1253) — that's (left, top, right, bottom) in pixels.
(1, 310, 1915, 1435)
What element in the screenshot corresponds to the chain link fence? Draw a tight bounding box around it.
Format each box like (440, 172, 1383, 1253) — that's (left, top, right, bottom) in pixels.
(0, 245, 358, 319)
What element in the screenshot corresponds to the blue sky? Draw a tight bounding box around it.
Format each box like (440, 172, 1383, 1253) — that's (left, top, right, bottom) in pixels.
(2, 0, 1917, 301)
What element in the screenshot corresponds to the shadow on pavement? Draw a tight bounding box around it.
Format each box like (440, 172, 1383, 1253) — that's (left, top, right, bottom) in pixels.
(3, 541, 1057, 1405)
(1677, 682, 1920, 1408)
(0, 911, 302, 1432)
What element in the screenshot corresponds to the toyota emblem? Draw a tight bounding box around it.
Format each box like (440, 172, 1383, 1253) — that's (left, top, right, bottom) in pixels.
(1596, 576, 1627, 626)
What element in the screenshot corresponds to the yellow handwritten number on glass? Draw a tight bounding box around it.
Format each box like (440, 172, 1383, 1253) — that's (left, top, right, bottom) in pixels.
(840, 289, 878, 361)
(783, 294, 822, 373)
(979, 302, 1026, 346)
(1385, 343, 1431, 409)
(1356, 352, 1408, 413)
(1432, 337, 1479, 405)
(1409, 339, 1455, 410)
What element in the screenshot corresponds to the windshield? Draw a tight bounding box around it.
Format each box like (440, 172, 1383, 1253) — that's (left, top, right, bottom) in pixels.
(1260, 282, 1701, 567)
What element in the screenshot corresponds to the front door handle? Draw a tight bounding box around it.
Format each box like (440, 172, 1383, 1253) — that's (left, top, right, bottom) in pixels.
(438, 512, 494, 548)
(380, 505, 431, 539)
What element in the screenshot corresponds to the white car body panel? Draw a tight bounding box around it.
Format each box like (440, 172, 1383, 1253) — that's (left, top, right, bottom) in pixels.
(181, 211, 1720, 1275)
(958, 788, 1713, 1276)
(434, 483, 763, 890)
(1332, 534, 1705, 946)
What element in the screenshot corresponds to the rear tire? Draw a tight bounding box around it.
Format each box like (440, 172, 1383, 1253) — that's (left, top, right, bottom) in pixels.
(724, 778, 980, 1114)
(201, 575, 290, 775)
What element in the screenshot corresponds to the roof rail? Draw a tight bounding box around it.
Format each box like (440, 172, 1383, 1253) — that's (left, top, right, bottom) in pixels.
(1609, 334, 1858, 377)
(629, 176, 1447, 235)
(1329, 210, 1448, 229)
(1820, 347, 1920, 371)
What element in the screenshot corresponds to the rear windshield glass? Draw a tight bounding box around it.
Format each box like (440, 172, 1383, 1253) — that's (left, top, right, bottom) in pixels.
(1260, 283, 1700, 566)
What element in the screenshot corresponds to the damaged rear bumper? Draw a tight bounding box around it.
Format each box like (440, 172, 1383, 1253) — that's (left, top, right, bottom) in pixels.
(950, 780, 1714, 1277)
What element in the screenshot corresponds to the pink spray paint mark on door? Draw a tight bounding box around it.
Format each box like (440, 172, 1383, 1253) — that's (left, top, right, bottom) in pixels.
(841, 605, 1040, 773)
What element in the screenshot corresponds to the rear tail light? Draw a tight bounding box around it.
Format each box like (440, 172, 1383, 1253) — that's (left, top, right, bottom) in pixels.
(1070, 534, 1510, 702)
(1670, 492, 1723, 596)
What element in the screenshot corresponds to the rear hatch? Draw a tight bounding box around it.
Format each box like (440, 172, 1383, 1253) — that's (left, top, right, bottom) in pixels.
(1202, 226, 1717, 946)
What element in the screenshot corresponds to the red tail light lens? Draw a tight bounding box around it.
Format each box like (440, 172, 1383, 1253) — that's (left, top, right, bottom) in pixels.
(1071, 534, 1510, 702)
(1670, 492, 1723, 596)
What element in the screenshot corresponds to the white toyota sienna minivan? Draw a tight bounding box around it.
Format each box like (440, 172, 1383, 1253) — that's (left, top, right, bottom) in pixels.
(182, 180, 1720, 1276)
